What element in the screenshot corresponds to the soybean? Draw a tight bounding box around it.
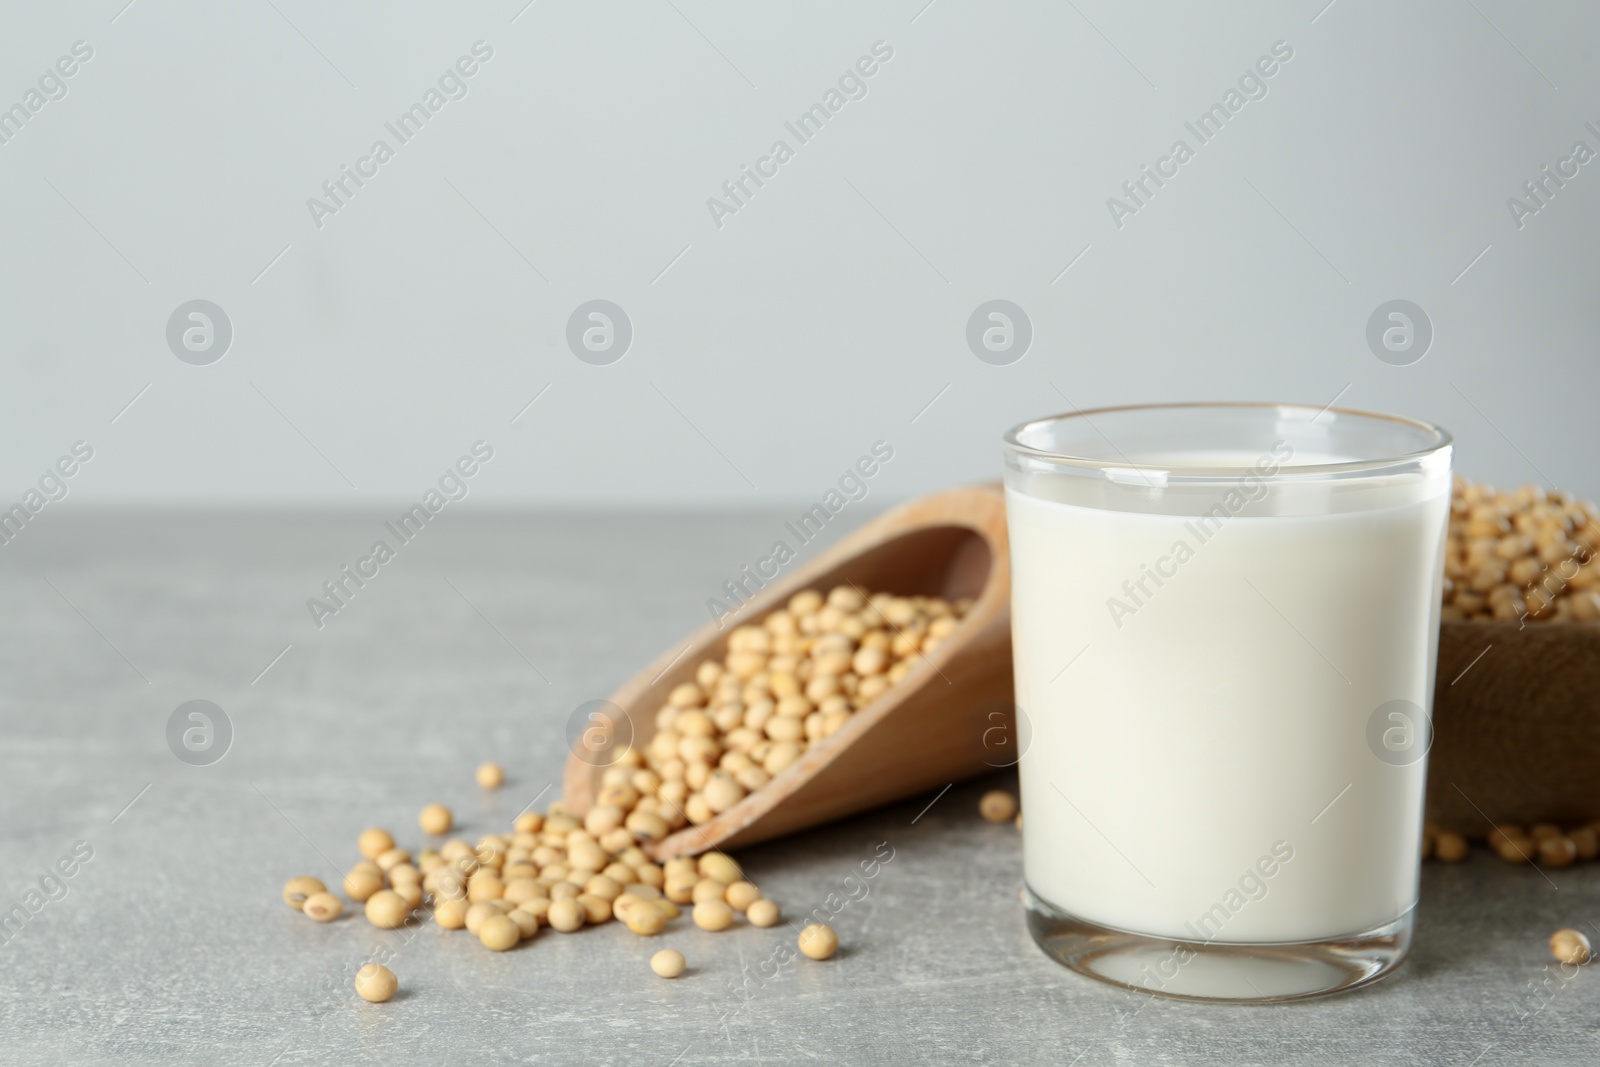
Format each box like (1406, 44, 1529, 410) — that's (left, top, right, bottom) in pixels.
(725, 881, 761, 913)
(798, 923, 839, 960)
(365, 890, 410, 929)
(354, 964, 398, 1003)
(979, 791, 1017, 823)
(547, 898, 584, 933)
(478, 914, 520, 951)
(343, 867, 384, 903)
(1434, 831, 1468, 863)
(434, 898, 470, 929)
(419, 804, 453, 835)
(358, 828, 395, 860)
(1551, 928, 1591, 965)
(746, 899, 780, 928)
(477, 762, 506, 790)
(651, 949, 687, 978)
(692, 900, 734, 932)
(1539, 836, 1578, 868)
(283, 876, 325, 910)
(302, 892, 343, 923)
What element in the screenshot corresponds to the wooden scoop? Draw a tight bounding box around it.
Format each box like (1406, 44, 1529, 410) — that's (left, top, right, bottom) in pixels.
(562, 483, 1014, 860)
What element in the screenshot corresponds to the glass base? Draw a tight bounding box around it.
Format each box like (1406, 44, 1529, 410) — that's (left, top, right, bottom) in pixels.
(1023, 886, 1413, 1003)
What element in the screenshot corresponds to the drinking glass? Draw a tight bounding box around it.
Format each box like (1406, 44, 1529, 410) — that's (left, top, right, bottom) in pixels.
(1002, 402, 1452, 1001)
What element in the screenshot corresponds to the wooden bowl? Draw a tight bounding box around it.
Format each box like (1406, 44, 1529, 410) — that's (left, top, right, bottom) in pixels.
(1427, 620, 1600, 834)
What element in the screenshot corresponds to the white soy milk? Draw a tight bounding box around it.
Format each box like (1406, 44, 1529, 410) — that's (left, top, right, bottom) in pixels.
(1008, 467, 1449, 943)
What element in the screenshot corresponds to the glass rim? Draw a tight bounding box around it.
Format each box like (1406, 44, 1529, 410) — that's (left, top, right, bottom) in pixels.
(1002, 401, 1452, 479)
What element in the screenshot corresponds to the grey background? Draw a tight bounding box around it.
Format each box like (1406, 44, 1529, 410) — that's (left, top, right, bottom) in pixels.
(0, 0, 1596, 508)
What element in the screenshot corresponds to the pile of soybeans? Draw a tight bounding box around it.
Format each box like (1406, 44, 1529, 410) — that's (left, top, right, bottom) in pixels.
(283, 786, 839, 1001)
(637, 585, 973, 828)
(280, 583, 971, 1001)
(1442, 477, 1599, 622)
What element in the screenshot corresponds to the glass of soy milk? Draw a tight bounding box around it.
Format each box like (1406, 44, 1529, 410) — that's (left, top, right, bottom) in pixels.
(1002, 402, 1452, 1002)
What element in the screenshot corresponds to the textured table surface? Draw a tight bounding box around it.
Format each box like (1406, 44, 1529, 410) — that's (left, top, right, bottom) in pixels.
(0, 511, 1595, 1066)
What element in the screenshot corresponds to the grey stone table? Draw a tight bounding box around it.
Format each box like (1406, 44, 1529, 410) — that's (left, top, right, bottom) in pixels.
(0, 512, 1595, 1066)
